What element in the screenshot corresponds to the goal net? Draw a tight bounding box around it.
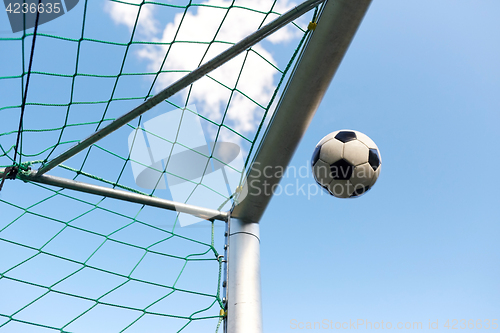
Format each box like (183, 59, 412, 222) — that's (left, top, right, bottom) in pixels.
(0, 0, 318, 332)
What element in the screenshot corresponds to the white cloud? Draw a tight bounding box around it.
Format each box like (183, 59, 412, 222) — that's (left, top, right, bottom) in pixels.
(104, 0, 159, 36)
(106, 0, 302, 136)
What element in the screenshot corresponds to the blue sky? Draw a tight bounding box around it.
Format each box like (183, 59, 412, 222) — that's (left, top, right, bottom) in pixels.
(260, 1, 499, 332)
(0, 0, 499, 332)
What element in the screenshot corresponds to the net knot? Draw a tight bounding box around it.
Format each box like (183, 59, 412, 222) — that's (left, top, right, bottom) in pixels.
(18, 162, 32, 172)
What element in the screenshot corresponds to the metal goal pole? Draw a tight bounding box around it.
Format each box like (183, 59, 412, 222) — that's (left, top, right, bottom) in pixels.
(226, 218, 262, 333)
(0, 168, 228, 221)
(227, 0, 372, 332)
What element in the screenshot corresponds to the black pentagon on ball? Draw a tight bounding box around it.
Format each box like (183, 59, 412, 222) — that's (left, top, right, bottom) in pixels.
(350, 185, 371, 197)
(334, 131, 357, 143)
(330, 159, 354, 180)
(368, 148, 381, 171)
(311, 145, 321, 167)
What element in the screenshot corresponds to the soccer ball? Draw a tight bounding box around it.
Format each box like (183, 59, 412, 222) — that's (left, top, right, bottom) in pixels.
(311, 130, 381, 198)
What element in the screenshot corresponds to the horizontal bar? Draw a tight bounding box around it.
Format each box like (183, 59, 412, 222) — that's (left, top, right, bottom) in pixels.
(36, 0, 327, 177)
(0, 168, 228, 222)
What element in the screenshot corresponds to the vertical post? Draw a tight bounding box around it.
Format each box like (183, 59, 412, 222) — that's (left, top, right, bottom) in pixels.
(226, 218, 262, 333)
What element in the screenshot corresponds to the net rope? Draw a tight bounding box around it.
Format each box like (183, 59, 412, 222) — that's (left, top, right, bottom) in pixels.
(0, 0, 316, 331)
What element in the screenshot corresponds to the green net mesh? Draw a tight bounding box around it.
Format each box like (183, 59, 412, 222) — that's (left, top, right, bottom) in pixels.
(0, 0, 316, 331)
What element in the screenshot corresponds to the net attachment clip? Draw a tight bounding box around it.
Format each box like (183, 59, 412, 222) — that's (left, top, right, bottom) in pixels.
(308, 21, 317, 31)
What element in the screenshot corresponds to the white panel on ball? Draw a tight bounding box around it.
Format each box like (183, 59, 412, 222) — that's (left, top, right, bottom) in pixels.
(319, 137, 344, 164)
(343, 139, 369, 166)
(313, 159, 333, 186)
(355, 131, 377, 149)
(317, 137, 332, 147)
(350, 162, 374, 189)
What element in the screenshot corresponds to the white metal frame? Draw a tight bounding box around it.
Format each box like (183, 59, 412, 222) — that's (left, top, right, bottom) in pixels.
(1, 1, 372, 332)
(0, 168, 229, 221)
